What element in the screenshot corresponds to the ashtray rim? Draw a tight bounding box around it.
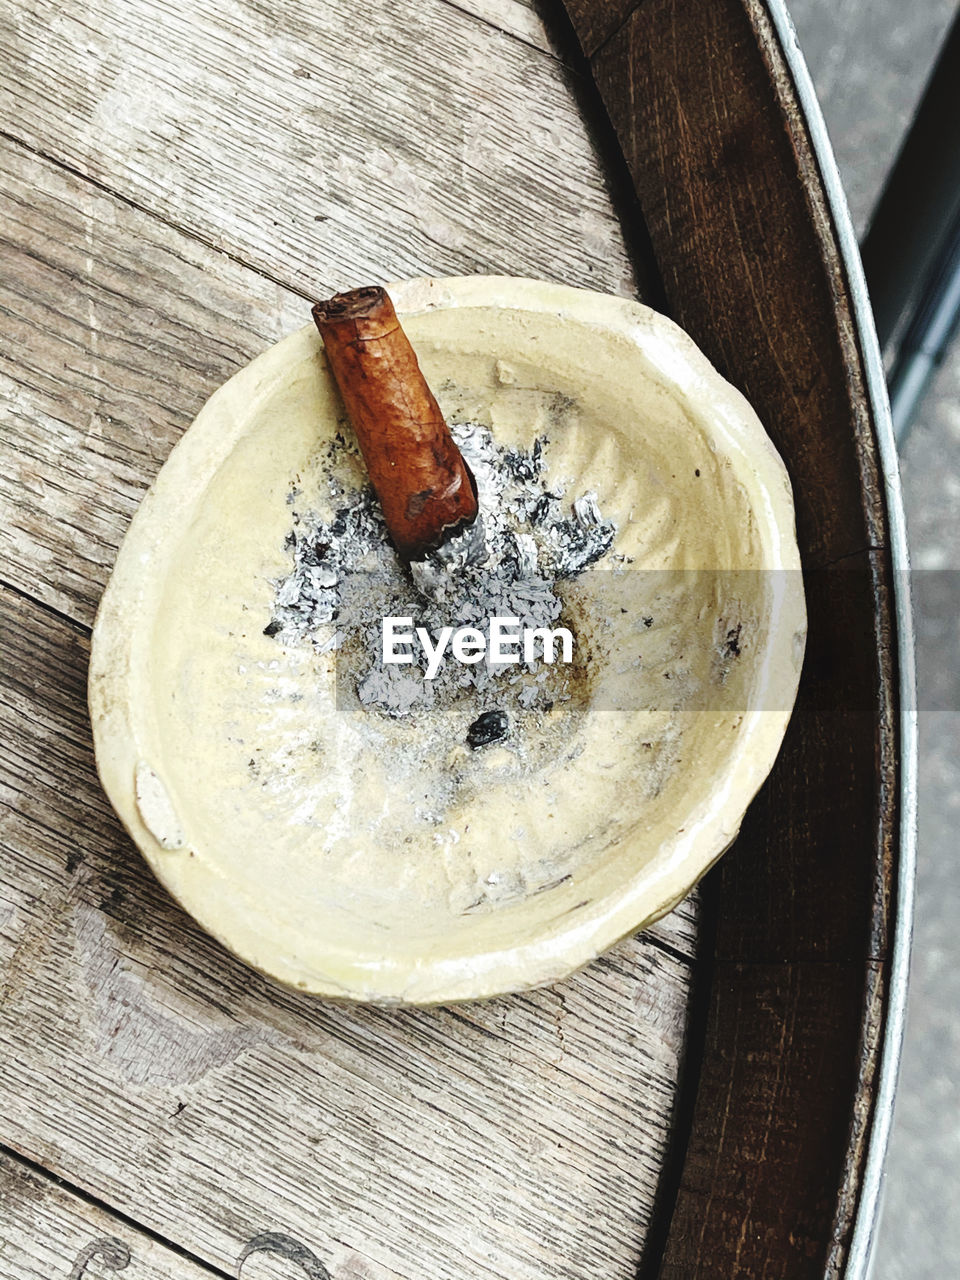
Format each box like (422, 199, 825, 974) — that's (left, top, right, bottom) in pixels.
(88, 275, 806, 1004)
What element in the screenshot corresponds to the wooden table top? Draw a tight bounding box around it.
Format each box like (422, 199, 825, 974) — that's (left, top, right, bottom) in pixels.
(1, 2, 701, 1277)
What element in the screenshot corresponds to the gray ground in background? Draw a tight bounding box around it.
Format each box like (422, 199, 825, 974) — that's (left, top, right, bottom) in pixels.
(788, 2, 959, 1276)
(789, 0, 956, 235)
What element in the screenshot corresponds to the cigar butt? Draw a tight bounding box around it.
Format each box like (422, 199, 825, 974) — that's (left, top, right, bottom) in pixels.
(312, 286, 478, 561)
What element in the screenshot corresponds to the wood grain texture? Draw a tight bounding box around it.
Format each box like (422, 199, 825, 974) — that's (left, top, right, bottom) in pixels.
(0, 35, 698, 1267)
(560, 0, 639, 57)
(2, 0, 905, 1272)
(1, 0, 636, 302)
(449, 0, 553, 53)
(0, 582, 696, 1280)
(0, 1152, 215, 1280)
(0, 134, 308, 626)
(590, 0, 888, 571)
(658, 961, 883, 1280)
(554, 0, 903, 1275)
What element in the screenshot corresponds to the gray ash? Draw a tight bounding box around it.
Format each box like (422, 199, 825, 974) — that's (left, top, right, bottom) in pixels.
(264, 487, 385, 644)
(552, 493, 616, 578)
(501, 437, 544, 483)
(264, 422, 616, 720)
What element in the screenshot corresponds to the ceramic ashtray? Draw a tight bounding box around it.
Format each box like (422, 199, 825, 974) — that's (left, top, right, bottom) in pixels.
(88, 275, 806, 1003)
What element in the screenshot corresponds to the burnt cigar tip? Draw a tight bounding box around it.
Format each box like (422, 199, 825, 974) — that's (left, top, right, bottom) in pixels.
(312, 286, 390, 325)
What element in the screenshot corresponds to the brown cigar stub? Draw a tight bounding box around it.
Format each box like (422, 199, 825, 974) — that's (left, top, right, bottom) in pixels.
(312, 286, 478, 561)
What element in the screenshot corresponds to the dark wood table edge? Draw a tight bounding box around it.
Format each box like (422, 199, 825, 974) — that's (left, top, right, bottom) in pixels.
(548, 0, 918, 1275)
(767, 10, 917, 1275)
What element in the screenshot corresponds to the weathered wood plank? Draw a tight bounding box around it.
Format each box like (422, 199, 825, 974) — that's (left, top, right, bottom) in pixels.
(561, 0, 638, 57)
(1, 0, 636, 302)
(445, 0, 553, 53)
(0, 3, 703, 1269)
(0, 127, 696, 953)
(0, 581, 695, 1278)
(0, 134, 306, 625)
(0, 1152, 217, 1280)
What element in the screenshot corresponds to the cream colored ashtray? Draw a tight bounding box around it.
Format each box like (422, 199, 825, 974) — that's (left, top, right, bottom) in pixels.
(89, 276, 805, 1004)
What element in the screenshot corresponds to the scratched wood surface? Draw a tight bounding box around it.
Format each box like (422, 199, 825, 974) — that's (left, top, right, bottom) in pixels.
(0, 1152, 211, 1280)
(0, 0, 643, 303)
(0, 2, 699, 1277)
(0, 582, 695, 1280)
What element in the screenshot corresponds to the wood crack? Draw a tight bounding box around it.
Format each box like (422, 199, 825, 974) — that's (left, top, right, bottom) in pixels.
(0, 9, 693, 1271)
(0, 128, 315, 306)
(0, 1143, 231, 1280)
(437, 0, 559, 61)
(0, 577, 91, 638)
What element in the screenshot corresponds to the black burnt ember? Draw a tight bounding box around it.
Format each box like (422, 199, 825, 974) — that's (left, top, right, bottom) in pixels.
(467, 710, 509, 749)
(724, 624, 743, 658)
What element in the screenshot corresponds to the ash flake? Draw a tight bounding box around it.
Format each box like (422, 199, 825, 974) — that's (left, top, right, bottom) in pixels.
(265, 422, 617, 723)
